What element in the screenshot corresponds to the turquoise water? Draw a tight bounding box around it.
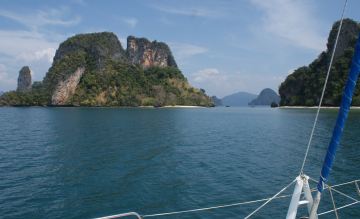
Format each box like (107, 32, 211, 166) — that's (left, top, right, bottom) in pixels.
(0, 107, 359, 219)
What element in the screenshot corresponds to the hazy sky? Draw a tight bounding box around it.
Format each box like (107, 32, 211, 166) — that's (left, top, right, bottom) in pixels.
(0, 0, 360, 97)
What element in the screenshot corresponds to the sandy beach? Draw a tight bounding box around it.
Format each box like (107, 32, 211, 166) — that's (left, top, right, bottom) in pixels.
(161, 105, 204, 108)
(137, 105, 204, 108)
(279, 106, 360, 109)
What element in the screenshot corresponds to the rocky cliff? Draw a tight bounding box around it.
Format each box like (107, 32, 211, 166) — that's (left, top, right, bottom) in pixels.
(43, 32, 128, 105)
(51, 67, 85, 105)
(1, 32, 213, 107)
(279, 19, 360, 106)
(17, 66, 32, 92)
(127, 36, 177, 68)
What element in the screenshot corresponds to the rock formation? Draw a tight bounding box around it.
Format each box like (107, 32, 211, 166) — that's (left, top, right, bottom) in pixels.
(0, 32, 212, 107)
(248, 88, 280, 106)
(17, 66, 32, 92)
(52, 32, 127, 70)
(328, 19, 360, 59)
(126, 36, 177, 68)
(51, 67, 85, 105)
(43, 32, 127, 105)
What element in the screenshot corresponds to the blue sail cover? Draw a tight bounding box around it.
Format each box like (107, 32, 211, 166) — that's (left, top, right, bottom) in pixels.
(317, 32, 360, 192)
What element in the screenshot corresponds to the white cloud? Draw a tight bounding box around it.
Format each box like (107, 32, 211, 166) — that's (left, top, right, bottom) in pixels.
(121, 17, 138, 28)
(152, 5, 223, 18)
(250, 0, 326, 52)
(17, 48, 56, 63)
(193, 68, 222, 82)
(0, 8, 81, 31)
(0, 64, 16, 90)
(0, 8, 79, 91)
(0, 30, 58, 90)
(190, 68, 285, 97)
(118, 37, 127, 48)
(170, 42, 208, 61)
(191, 68, 234, 96)
(0, 30, 58, 61)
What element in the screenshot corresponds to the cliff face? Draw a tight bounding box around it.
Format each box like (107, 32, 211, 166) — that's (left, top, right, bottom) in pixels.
(43, 33, 181, 105)
(17, 66, 32, 92)
(43, 32, 128, 105)
(279, 19, 360, 106)
(127, 36, 177, 68)
(51, 67, 85, 105)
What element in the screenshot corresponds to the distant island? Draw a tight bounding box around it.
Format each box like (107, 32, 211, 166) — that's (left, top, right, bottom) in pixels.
(211, 96, 222, 106)
(2, 19, 359, 108)
(279, 19, 360, 106)
(221, 91, 257, 106)
(217, 89, 279, 107)
(249, 88, 280, 106)
(0, 33, 213, 107)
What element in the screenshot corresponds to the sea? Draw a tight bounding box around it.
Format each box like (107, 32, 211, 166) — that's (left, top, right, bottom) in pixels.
(0, 107, 359, 219)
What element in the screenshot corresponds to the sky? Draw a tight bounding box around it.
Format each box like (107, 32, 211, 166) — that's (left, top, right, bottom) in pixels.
(0, 0, 360, 98)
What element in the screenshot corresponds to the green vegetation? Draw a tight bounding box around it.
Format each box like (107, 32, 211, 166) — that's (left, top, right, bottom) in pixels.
(0, 82, 49, 106)
(69, 64, 212, 107)
(0, 65, 213, 107)
(0, 32, 213, 107)
(279, 19, 360, 106)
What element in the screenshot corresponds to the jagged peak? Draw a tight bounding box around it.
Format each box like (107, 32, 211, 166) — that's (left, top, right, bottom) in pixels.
(126, 35, 177, 68)
(326, 18, 360, 58)
(17, 66, 32, 92)
(127, 35, 169, 47)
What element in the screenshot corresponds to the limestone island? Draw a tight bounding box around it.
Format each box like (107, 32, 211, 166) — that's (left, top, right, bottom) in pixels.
(279, 19, 360, 107)
(0, 33, 214, 107)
